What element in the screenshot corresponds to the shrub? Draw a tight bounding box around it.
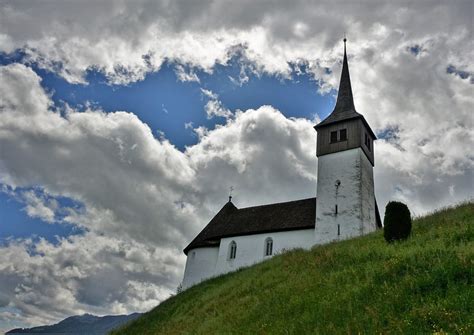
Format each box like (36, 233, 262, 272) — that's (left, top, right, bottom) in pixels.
(384, 201, 412, 242)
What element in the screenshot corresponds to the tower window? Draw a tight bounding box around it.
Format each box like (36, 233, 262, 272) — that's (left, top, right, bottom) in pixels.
(339, 129, 347, 141)
(365, 133, 371, 151)
(264, 237, 273, 256)
(330, 131, 338, 143)
(228, 241, 237, 260)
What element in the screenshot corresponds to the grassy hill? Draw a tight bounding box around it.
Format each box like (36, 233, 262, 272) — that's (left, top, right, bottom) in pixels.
(113, 202, 473, 334)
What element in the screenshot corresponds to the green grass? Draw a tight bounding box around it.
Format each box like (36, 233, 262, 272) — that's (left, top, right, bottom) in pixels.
(113, 202, 474, 334)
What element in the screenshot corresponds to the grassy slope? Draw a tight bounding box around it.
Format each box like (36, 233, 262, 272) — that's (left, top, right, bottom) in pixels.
(114, 203, 474, 334)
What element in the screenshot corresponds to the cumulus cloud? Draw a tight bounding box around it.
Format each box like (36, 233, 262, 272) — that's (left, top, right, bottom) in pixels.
(1, 1, 470, 87)
(187, 105, 317, 208)
(0, 0, 473, 330)
(0, 233, 180, 327)
(0, 63, 199, 328)
(0, 64, 198, 247)
(0, 63, 319, 328)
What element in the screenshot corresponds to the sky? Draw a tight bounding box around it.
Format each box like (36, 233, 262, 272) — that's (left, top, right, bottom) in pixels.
(0, 0, 473, 331)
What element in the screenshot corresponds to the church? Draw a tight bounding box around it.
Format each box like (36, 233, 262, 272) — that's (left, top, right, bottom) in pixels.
(182, 39, 382, 289)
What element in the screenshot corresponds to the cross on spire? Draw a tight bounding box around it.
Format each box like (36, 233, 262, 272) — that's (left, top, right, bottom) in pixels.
(228, 186, 234, 202)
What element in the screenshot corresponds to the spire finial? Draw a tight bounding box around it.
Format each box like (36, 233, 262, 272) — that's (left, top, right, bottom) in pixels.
(343, 32, 347, 58)
(343, 34, 347, 55)
(228, 186, 234, 202)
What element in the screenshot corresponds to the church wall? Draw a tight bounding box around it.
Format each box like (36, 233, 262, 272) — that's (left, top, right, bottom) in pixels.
(182, 246, 219, 289)
(214, 229, 314, 277)
(360, 148, 377, 234)
(315, 148, 364, 243)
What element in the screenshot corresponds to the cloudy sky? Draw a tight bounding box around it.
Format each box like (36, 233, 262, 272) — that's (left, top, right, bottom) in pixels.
(0, 0, 472, 331)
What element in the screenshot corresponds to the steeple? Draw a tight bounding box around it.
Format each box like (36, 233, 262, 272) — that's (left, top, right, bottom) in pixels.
(314, 38, 368, 131)
(314, 37, 377, 162)
(333, 38, 355, 114)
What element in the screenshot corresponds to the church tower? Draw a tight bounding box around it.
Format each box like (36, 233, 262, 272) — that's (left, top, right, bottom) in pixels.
(314, 39, 377, 243)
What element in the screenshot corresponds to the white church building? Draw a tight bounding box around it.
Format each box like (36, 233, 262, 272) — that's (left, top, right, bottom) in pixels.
(182, 39, 382, 289)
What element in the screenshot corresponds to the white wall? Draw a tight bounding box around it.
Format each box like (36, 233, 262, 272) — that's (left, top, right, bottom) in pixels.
(360, 147, 377, 233)
(182, 229, 314, 289)
(182, 247, 219, 289)
(214, 229, 314, 276)
(315, 147, 376, 244)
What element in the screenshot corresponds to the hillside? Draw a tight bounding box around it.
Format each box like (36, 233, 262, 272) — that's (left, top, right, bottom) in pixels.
(114, 202, 473, 334)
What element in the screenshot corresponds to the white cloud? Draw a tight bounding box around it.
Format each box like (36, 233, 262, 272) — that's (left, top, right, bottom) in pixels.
(174, 64, 201, 83)
(0, 63, 318, 328)
(0, 65, 206, 281)
(201, 88, 233, 120)
(184, 121, 194, 130)
(1, 1, 470, 87)
(0, 0, 473, 330)
(186, 106, 317, 208)
(22, 191, 57, 223)
(0, 233, 180, 329)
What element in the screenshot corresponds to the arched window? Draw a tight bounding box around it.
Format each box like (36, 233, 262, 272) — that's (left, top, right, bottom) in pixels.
(264, 237, 273, 256)
(228, 241, 237, 260)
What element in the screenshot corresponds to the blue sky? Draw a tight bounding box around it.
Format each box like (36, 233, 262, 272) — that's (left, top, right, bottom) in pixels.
(0, 52, 334, 245)
(0, 1, 472, 331)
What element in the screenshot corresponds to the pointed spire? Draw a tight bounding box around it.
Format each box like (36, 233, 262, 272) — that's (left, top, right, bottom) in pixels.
(333, 37, 355, 114)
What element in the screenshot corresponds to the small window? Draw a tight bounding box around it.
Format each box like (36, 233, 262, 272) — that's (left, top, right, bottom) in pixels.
(228, 241, 237, 260)
(330, 131, 338, 143)
(264, 238, 273, 256)
(339, 129, 347, 141)
(192, 251, 196, 259)
(365, 133, 371, 151)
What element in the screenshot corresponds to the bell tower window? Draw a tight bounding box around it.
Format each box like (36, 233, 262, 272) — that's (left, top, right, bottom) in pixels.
(365, 133, 371, 151)
(339, 129, 347, 141)
(330, 129, 347, 143)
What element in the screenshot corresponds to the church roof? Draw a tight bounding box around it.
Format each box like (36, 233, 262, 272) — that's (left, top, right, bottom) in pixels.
(314, 39, 376, 139)
(183, 198, 316, 254)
